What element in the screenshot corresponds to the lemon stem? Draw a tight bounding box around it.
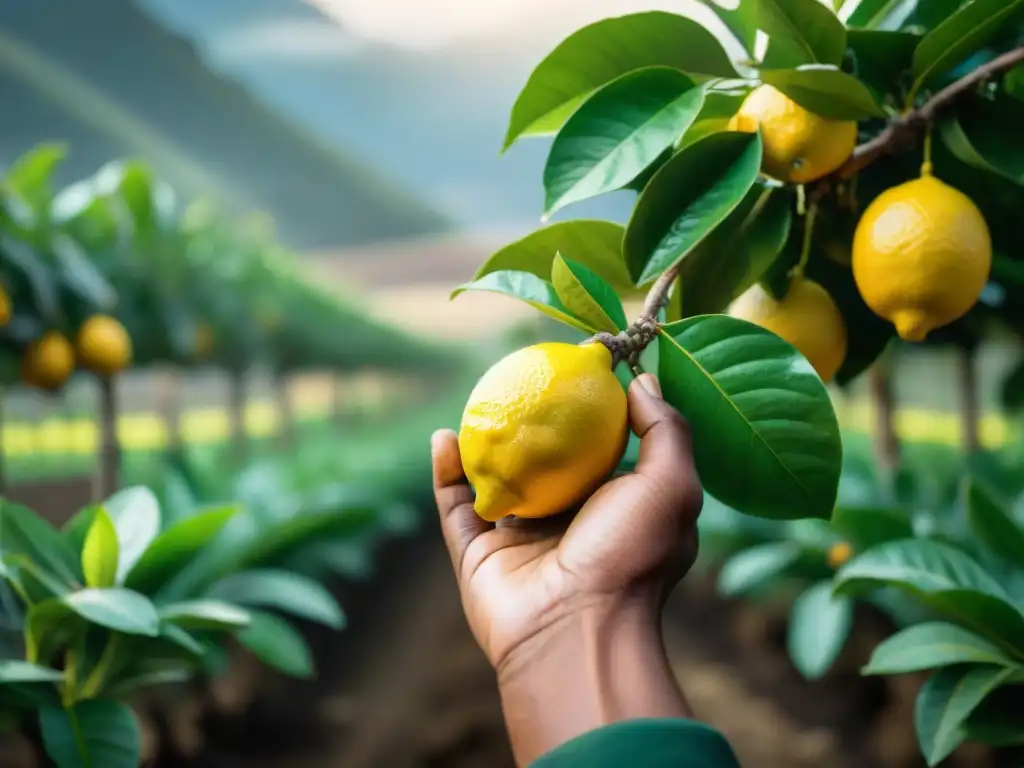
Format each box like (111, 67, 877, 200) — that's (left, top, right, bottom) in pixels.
(796, 184, 807, 216)
(921, 123, 934, 177)
(788, 201, 818, 283)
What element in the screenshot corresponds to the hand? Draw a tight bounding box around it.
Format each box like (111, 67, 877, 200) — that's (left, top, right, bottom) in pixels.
(431, 373, 704, 765)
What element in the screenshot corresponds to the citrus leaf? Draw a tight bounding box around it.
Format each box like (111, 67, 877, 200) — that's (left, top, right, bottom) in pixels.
(759, 65, 886, 119)
(718, 542, 802, 596)
(158, 600, 250, 631)
(208, 569, 345, 629)
(63, 588, 159, 636)
(475, 220, 636, 296)
(938, 102, 1024, 188)
(834, 539, 1024, 653)
(680, 89, 750, 149)
(659, 315, 842, 520)
(845, 29, 921, 96)
(543, 67, 703, 218)
(863, 622, 1015, 675)
(787, 581, 853, 679)
(830, 505, 914, 550)
(625, 131, 763, 285)
(0, 661, 64, 684)
(966, 479, 1024, 565)
(503, 12, 737, 149)
(910, 0, 1024, 101)
(39, 700, 140, 768)
(4, 143, 66, 208)
(103, 487, 161, 584)
(759, 0, 848, 68)
(25, 599, 83, 665)
(237, 610, 314, 679)
(81, 509, 119, 589)
(915, 665, 1016, 766)
(452, 271, 593, 333)
(692, 0, 759, 56)
(963, 687, 1024, 747)
(551, 254, 627, 333)
(843, 0, 912, 29)
(49, 234, 117, 310)
(0, 501, 81, 585)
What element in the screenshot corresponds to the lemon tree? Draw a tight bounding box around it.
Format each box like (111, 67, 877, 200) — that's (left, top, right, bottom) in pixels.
(457, 1, 1024, 763)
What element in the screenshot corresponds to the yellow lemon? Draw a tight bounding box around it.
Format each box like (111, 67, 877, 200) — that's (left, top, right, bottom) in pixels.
(728, 278, 847, 383)
(852, 171, 991, 343)
(22, 331, 75, 391)
(827, 541, 853, 569)
(76, 315, 132, 375)
(0, 285, 11, 327)
(458, 341, 628, 522)
(729, 85, 858, 184)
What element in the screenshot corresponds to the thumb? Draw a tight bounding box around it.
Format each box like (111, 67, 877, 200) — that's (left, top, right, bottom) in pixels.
(627, 374, 702, 521)
(431, 429, 490, 579)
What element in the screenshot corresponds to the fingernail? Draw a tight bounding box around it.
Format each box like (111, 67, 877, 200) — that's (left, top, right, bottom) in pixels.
(636, 373, 662, 398)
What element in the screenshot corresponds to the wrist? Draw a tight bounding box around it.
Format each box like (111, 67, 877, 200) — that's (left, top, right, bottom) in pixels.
(496, 594, 693, 766)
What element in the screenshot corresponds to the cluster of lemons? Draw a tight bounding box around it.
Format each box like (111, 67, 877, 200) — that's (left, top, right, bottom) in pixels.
(727, 85, 992, 383)
(0, 288, 134, 390)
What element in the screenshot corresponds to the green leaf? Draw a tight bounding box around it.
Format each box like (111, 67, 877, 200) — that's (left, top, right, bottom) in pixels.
(0, 660, 64, 684)
(503, 12, 737, 149)
(692, 0, 759, 56)
(910, 0, 1024, 101)
(64, 588, 160, 637)
(0, 500, 81, 585)
(62, 506, 100, 558)
(81, 510, 119, 589)
(5, 143, 66, 207)
(759, 66, 886, 119)
(475, 220, 636, 296)
(625, 131, 763, 285)
(787, 581, 853, 679)
(236, 610, 314, 679)
(124, 504, 239, 594)
(679, 90, 750, 149)
(24, 599, 82, 665)
(158, 600, 250, 631)
(963, 686, 1024, 746)
(50, 234, 117, 310)
(863, 622, 1016, 675)
(718, 542, 802, 596)
(843, 0, 913, 29)
(834, 539, 1024, 653)
(845, 29, 920, 96)
(830, 505, 914, 550)
(543, 67, 703, 217)
(451, 271, 593, 333)
(551, 254, 628, 333)
(208, 569, 345, 630)
(758, 0, 848, 68)
(678, 183, 793, 317)
(659, 316, 842, 520)
(104, 667, 193, 699)
(915, 665, 1016, 766)
(938, 102, 1024, 188)
(103, 487, 161, 584)
(967, 480, 1024, 565)
(39, 700, 140, 768)
(0, 235, 61, 322)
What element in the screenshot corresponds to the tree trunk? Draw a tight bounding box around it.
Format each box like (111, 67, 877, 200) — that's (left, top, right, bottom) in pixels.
(92, 376, 120, 502)
(229, 369, 248, 466)
(868, 359, 900, 473)
(957, 345, 981, 455)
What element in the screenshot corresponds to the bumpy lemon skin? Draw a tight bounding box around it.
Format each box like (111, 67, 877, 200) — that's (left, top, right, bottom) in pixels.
(852, 174, 991, 342)
(458, 342, 628, 522)
(76, 315, 133, 376)
(729, 84, 858, 184)
(22, 331, 75, 391)
(728, 279, 847, 383)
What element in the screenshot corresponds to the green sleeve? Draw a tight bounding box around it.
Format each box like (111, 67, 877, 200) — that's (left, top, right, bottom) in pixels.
(530, 718, 741, 768)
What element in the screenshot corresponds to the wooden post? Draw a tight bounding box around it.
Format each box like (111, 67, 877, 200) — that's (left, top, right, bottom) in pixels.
(93, 376, 120, 502)
(275, 370, 296, 449)
(958, 345, 980, 455)
(229, 369, 248, 466)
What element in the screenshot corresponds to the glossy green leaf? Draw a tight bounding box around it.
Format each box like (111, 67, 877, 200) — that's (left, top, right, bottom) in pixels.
(103, 487, 161, 584)
(24, 599, 81, 665)
(208, 569, 345, 629)
(830, 505, 914, 550)
(105, 667, 193, 699)
(237, 610, 314, 679)
(845, 29, 920, 96)
(64, 588, 160, 637)
(659, 316, 842, 520)
(967, 480, 1024, 565)
(81, 509, 119, 589)
(50, 234, 117, 310)
(39, 700, 140, 768)
(543, 67, 703, 217)
(843, 0, 913, 29)
(0, 235, 61, 322)
(0, 501, 81, 585)
(551, 254, 627, 333)
(759, 66, 886, 119)
(718, 542, 802, 596)
(452, 271, 593, 333)
(910, 0, 1024, 101)
(679, 90, 750, 149)
(863, 622, 1015, 675)
(759, 0, 848, 68)
(124, 504, 239, 594)
(158, 600, 250, 631)
(915, 665, 1015, 766)
(626, 131, 763, 285)
(834, 539, 1024, 652)
(678, 183, 793, 317)
(475, 220, 636, 296)
(0, 661, 64, 684)
(4, 143, 66, 207)
(62, 505, 100, 558)
(787, 581, 853, 679)
(692, 0, 759, 56)
(938, 103, 1024, 188)
(503, 12, 737, 149)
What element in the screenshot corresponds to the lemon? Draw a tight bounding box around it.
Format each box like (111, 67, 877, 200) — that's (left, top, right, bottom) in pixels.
(728, 278, 847, 383)
(729, 84, 858, 184)
(76, 315, 132, 375)
(852, 170, 991, 342)
(827, 541, 853, 569)
(458, 341, 628, 522)
(22, 331, 75, 391)
(0, 285, 11, 327)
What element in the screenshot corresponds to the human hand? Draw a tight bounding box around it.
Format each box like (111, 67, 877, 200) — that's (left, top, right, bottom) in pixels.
(431, 373, 703, 745)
